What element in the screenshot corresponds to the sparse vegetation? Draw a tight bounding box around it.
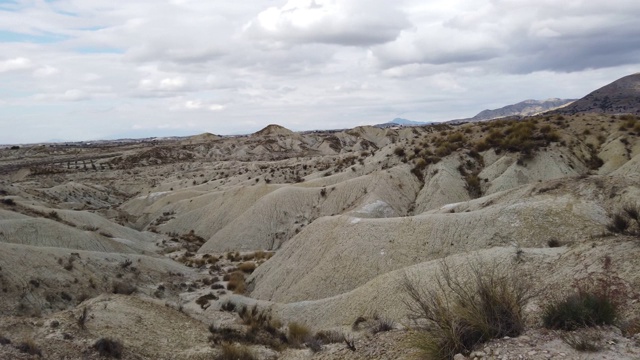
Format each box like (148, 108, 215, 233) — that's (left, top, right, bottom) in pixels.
(560, 331, 601, 352)
(209, 306, 289, 351)
(226, 271, 246, 294)
(607, 204, 640, 235)
(287, 322, 311, 346)
(238, 261, 256, 273)
(542, 291, 617, 330)
(195, 293, 218, 309)
(221, 301, 236, 312)
(402, 260, 532, 360)
(77, 307, 88, 329)
(112, 281, 136, 295)
(93, 338, 124, 358)
(215, 343, 256, 360)
(547, 238, 561, 248)
(1, 198, 15, 206)
(5, 112, 640, 359)
(474, 119, 560, 158)
(464, 174, 482, 199)
(314, 330, 344, 344)
(16, 339, 42, 356)
(371, 317, 395, 334)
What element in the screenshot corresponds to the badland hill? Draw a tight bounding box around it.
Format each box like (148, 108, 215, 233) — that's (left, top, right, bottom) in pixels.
(1, 75, 640, 359)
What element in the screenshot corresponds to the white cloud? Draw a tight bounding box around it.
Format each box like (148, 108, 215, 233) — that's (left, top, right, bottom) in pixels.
(138, 77, 188, 92)
(244, 0, 409, 46)
(174, 99, 226, 111)
(208, 104, 225, 111)
(33, 65, 60, 77)
(0, 57, 33, 73)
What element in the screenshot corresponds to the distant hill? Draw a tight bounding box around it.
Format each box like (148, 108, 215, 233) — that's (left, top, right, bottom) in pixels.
(253, 124, 295, 136)
(446, 98, 575, 124)
(470, 98, 575, 121)
(553, 73, 640, 115)
(374, 118, 430, 128)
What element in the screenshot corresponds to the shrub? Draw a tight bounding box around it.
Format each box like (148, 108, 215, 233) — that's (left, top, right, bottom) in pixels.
(220, 301, 236, 312)
(238, 305, 272, 328)
(402, 260, 532, 360)
(607, 213, 629, 234)
(226, 272, 246, 294)
(288, 322, 311, 346)
(196, 293, 218, 309)
(77, 307, 88, 329)
(112, 281, 136, 295)
(16, 340, 42, 356)
(314, 330, 344, 344)
(208, 325, 247, 344)
(1, 198, 15, 206)
(238, 262, 256, 273)
(560, 331, 600, 352)
(93, 338, 123, 358)
(465, 174, 482, 199)
(607, 205, 640, 235)
(547, 239, 561, 248)
(215, 343, 256, 360)
(623, 205, 640, 222)
(209, 316, 288, 351)
(307, 337, 323, 353)
(371, 317, 395, 334)
(542, 291, 617, 330)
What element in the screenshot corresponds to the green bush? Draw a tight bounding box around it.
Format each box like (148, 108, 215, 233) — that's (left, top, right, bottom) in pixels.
(542, 291, 617, 330)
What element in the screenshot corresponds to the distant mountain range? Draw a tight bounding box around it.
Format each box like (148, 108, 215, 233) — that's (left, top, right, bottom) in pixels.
(446, 98, 575, 124)
(467, 98, 575, 121)
(553, 73, 640, 115)
(375, 118, 432, 128)
(378, 73, 640, 128)
(376, 98, 575, 128)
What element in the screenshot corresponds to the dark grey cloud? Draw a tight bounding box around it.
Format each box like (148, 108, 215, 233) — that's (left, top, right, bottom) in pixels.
(372, 1, 640, 74)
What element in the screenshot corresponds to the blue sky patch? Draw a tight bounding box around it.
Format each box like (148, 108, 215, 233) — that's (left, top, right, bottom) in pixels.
(0, 30, 71, 44)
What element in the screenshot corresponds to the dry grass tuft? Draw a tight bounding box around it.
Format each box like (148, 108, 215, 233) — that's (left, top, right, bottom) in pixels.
(560, 331, 601, 352)
(288, 322, 311, 346)
(402, 260, 532, 360)
(16, 339, 42, 356)
(238, 262, 257, 273)
(226, 271, 246, 294)
(215, 343, 256, 360)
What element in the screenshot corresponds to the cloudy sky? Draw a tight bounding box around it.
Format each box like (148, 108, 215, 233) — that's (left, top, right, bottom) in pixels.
(1, 0, 639, 144)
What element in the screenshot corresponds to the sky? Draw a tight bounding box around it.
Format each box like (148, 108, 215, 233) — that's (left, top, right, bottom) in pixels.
(0, 0, 639, 144)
